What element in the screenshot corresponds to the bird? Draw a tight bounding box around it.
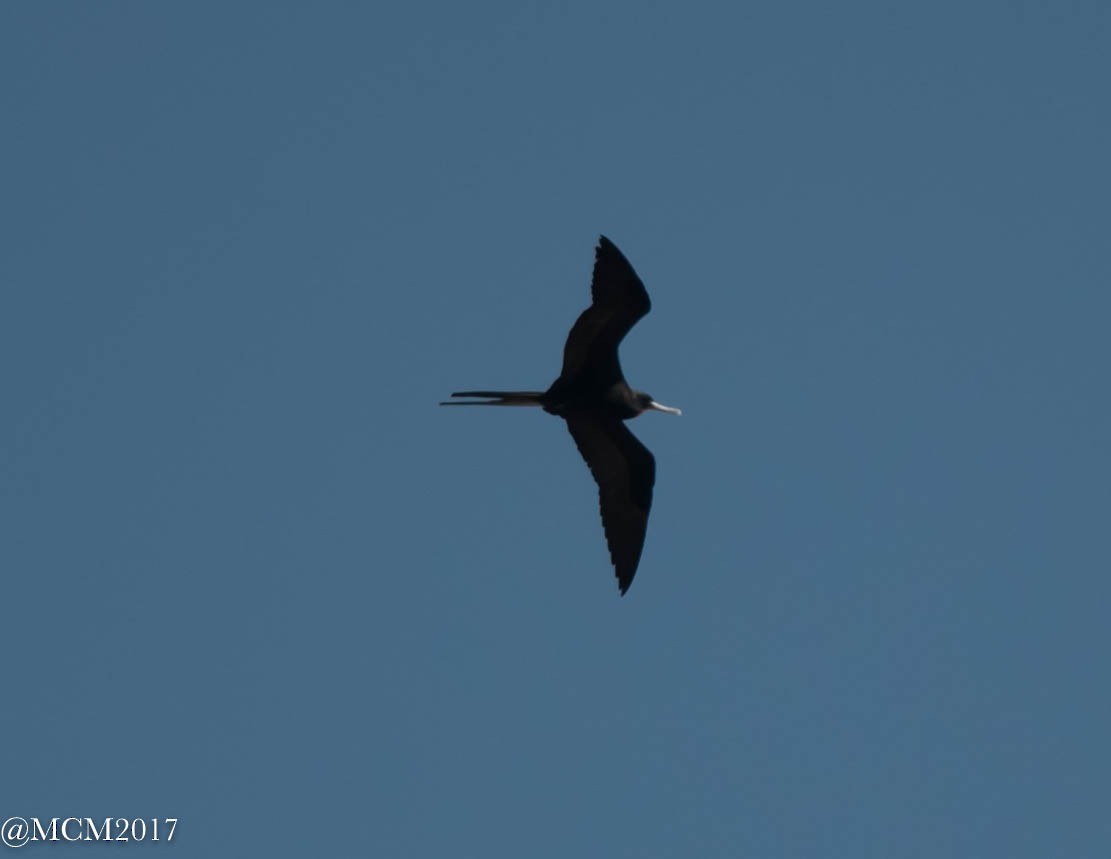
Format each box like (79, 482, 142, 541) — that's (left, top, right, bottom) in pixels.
(442, 235, 680, 594)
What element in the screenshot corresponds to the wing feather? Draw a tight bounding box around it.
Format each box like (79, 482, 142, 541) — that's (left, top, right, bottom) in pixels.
(556, 236, 651, 388)
(565, 414, 656, 594)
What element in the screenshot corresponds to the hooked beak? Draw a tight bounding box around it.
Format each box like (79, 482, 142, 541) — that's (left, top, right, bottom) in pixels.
(647, 400, 682, 416)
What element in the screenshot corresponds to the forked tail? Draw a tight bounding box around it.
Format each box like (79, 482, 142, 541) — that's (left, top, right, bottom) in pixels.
(440, 391, 546, 407)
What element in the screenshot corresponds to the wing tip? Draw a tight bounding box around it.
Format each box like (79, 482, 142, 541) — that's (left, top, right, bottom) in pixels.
(615, 557, 638, 595)
(595, 233, 620, 261)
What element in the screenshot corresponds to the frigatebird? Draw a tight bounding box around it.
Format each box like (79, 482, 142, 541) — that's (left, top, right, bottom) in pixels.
(442, 236, 680, 594)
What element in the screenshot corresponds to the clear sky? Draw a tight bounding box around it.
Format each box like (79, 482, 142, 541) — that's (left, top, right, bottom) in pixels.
(2, 3, 1108, 856)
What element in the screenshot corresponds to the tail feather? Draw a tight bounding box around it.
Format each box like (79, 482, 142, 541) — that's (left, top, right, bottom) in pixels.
(440, 390, 545, 407)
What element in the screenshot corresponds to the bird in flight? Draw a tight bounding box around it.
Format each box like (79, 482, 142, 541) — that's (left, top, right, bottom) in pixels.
(442, 236, 680, 594)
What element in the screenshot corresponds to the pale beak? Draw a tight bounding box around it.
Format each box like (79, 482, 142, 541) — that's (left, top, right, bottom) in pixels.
(647, 400, 682, 416)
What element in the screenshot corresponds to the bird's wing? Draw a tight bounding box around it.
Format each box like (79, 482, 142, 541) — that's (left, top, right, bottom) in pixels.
(565, 414, 656, 594)
(556, 236, 651, 388)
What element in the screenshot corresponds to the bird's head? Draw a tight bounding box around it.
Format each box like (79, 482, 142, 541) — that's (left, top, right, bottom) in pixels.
(634, 391, 682, 416)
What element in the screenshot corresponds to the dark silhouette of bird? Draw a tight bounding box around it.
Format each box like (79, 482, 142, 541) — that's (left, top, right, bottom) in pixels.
(442, 236, 680, 594)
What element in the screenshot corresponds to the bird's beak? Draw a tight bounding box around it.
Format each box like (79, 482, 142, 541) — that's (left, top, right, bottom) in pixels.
(647, 400, 682, 416)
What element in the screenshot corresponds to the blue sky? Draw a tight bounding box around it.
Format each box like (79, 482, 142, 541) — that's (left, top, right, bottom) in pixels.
(2, 3, 1108, 856)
